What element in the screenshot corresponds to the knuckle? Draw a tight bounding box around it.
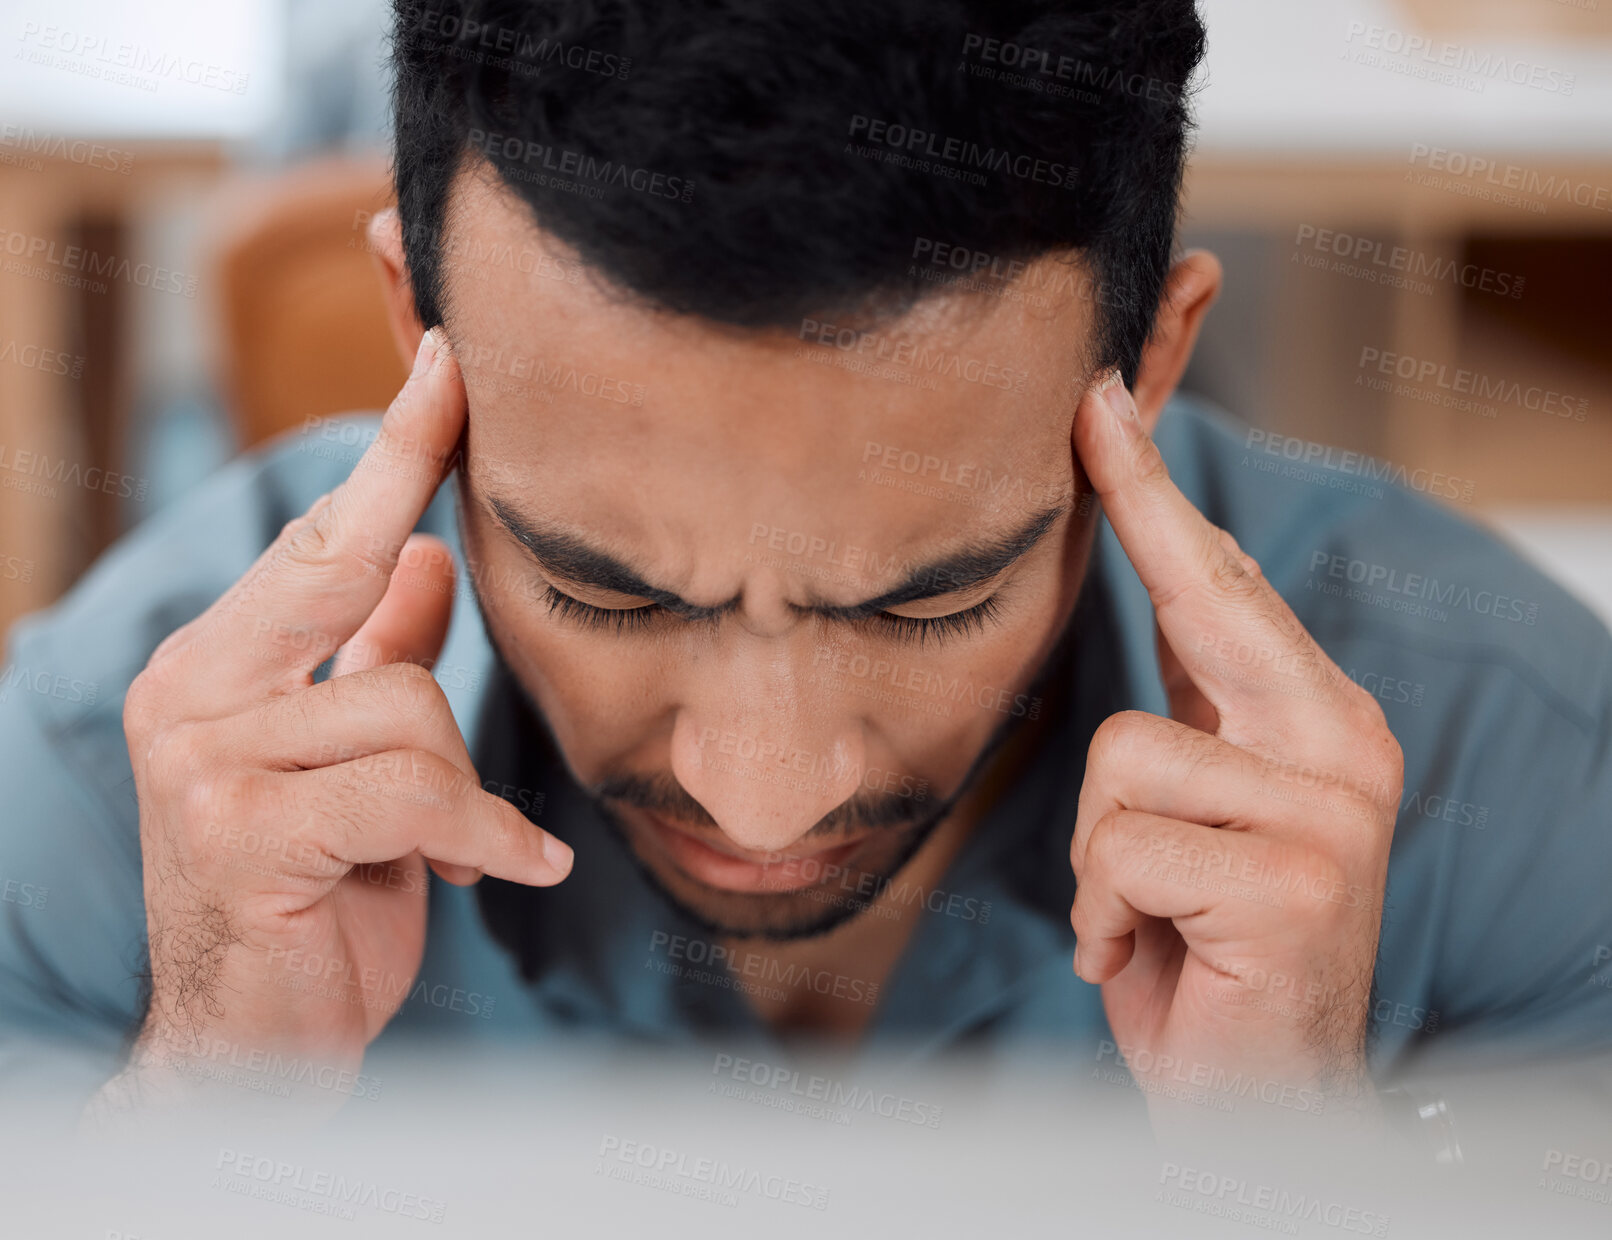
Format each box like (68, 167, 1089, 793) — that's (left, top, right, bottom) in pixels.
(1084, 809, 1136, 875)
(123, 667, 171, 744)
(1380, 725, 1404, 778)
(405, 747, 469, 809)
(142, 717, 207, 788)
(180, 764, 257, 835)
(287, 684, 327, 748)
(277, 494, 394, 579)
(1366, 726, 1405, 800)
(380, 659, 448, 713)
(1210, 547, 1259, 600)
(146, 616, 200, 669)
(1336, 681, 1404, 791)
(1291, 849, 1352, 918)
(1088, 710, 1155, 772)
(277, 506, 332, 561)
(477, 797, 526, 867)
(1129, 431, 1171, 486)
(1215, 528, 1265, 579)
(1206, 531, 1263, 602)
(316, 786, 374, 859)
(1069, 889, 1092, 938)
(1338, 674, 1385, 725)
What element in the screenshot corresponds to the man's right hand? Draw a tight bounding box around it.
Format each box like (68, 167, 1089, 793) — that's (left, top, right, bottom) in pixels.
(94, 328, 571, 1116)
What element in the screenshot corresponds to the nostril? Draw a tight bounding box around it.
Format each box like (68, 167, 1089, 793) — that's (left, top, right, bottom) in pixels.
(669, 718, 867, 856)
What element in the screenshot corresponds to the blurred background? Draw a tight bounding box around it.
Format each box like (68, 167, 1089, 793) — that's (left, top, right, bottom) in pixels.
(1, 0, 1609, 645)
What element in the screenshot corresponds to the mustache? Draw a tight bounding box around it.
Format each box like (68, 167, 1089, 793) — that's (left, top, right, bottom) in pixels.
(593, 771, 934, 836)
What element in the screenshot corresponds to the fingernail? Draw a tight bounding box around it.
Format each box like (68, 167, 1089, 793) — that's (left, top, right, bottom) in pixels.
(1099, 369, 1138, 427)
(1072, 945, 1083, 979)
(542, 832, 574, 877)
(412, 326, 442, 377)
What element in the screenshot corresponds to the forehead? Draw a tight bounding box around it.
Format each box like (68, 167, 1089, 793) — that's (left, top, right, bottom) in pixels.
(439, 166, 1096, 580)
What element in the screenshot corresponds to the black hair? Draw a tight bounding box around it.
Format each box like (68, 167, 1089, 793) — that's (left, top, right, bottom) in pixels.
(390, 0, 1206, 383)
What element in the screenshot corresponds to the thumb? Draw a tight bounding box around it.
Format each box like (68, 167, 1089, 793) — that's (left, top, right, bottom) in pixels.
(329, 533, 457, 678)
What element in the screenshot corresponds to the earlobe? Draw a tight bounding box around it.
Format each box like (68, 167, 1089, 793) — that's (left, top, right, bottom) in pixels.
(1131, 249, 1223, 431)
(367, 206, 428, 367)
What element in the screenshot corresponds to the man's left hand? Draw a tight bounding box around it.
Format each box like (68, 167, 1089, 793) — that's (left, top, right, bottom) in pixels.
(1069, 373, 1403, 1116)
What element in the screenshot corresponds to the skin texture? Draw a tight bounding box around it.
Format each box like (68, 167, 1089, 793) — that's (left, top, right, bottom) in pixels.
(1070, 375, 1400, 1123)
(91, 330, 572, 1123)
(92, 161, 1402, 1127)
(433, 166, 1102, 945)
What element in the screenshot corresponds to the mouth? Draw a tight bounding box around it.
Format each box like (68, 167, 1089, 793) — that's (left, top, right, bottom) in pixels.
(634, 808, 867, 894)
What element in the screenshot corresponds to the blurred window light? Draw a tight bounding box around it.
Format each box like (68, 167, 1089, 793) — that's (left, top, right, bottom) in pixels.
(0, 0, 284, 139)
(1195, 0, 1612, 154)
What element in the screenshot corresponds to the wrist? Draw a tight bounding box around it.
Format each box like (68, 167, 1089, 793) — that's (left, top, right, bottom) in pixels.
(81, 1013, 367, 1133)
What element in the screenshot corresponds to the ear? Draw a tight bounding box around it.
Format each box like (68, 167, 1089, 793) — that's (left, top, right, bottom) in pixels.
(367, 206, 428, 367)
(1132, 249, 1222, 433)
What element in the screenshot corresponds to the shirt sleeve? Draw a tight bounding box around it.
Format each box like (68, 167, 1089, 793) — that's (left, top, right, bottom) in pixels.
(0, 670, 147, 1105)
(0, 413, 404, 1109)
(1419, 650, 1612, 1062)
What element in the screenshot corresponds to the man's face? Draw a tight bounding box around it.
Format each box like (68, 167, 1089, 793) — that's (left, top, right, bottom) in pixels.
(439, 167, 1102, 939)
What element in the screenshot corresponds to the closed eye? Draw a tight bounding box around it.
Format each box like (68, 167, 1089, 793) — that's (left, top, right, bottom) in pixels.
(540, 584, 1004, 645)
(855, 594, 1003, 646)
(540, 584, 671, 634)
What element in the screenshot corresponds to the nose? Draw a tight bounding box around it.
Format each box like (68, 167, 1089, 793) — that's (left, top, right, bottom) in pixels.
(669, 641, 866, 855)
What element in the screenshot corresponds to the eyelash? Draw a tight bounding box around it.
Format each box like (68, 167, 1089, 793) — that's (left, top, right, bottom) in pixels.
(539, 585, 1004, 645)
(540, 585, 665, 634)
(863, 595, 1004, 646)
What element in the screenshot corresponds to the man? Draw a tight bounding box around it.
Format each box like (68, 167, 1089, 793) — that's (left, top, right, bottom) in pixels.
(1, 0, 1608, 1131)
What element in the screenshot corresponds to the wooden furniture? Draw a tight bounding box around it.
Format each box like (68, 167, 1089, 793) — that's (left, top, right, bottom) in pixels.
(207, 154, 406, 452)
(1181, 154, 1612, 502)
(1180, 0, 1612, 506)
(0, 143, 222, 641)
(5, 0, 1610, 645)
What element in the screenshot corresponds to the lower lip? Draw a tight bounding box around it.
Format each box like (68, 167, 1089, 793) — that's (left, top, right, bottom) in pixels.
(640, 812, 864, 894)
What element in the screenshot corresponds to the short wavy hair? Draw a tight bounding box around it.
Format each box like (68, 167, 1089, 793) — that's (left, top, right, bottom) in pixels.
(390, 0, 1206, 383)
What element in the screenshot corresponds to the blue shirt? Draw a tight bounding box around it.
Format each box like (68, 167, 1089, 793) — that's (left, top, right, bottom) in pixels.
(3, 395, 1609, 1101)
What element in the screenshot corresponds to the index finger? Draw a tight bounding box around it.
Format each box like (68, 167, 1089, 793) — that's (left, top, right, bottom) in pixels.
(182, 328, 467, 710)
(1072, 373, 1332, 725)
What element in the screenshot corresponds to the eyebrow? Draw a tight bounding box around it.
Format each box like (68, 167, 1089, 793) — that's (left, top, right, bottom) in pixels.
(486, 496, 1067, 619)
